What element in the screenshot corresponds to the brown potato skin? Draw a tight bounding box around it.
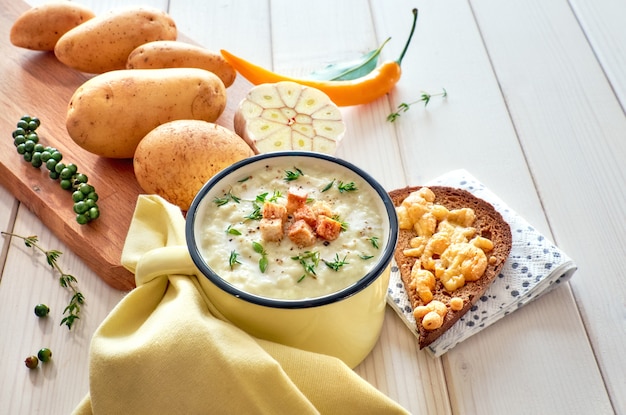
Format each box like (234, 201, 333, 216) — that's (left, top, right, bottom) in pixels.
(10, 2, 95, 51)
(126, 41, 236, 87)
(54, 6, 177, 73)
(133, 120, 255, 211)
(66, 68, 226, 159)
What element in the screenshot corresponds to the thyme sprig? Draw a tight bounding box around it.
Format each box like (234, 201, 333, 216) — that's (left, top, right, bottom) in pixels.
(214, 190, 241, 206)
(337, 181, 357, 193)
(229, 250, 241, 269)
(291, 251, 320, 282)
(323, 253, 349, 271)
(284, 167, 304, 181)
(387, 88, 447, 122)
(2, 232, 84, 330)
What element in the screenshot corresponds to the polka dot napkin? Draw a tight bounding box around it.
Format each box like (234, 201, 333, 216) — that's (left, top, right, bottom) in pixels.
(386, 169, 577, 357)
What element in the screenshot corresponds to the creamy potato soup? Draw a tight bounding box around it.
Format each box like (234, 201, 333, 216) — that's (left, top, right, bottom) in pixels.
(197, 161, 386, 300)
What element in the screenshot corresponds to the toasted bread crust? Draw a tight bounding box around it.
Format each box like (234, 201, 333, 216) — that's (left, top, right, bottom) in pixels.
(389, 186, 512, 349)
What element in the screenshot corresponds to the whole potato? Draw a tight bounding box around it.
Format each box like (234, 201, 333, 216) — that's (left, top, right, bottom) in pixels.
(10, 2, 95, 51)
(55, 6, 177, 73)
(134, 120, 255, 211)
(66, 68, 226, 158)
(127, 40, 236, 87)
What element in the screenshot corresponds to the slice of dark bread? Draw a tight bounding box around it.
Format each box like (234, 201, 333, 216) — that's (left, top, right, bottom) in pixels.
(389, 186, 512, 349)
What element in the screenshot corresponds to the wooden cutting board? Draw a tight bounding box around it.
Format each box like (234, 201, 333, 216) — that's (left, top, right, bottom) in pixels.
(0, 0, 251, 290)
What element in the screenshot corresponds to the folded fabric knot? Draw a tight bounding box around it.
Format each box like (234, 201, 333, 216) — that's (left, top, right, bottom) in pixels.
(134, 245, 199, 286)
(73, 195, 409, 415)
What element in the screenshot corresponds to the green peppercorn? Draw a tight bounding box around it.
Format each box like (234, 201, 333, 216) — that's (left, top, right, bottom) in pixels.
(13, 135, 26, 146)
(24, 355, 39, 369)
(24, 140, 35, 152)
(45, 159, 57, 172)
(54, 162, 66, 174)
(37, 348, 52, 363)
(34, 303, 50, 317)
(88, 206, 100, 220)
(73, 201, 88, 214)
(16, 119, 29, 130)
(60, 179, 72, 190)
(72, 190, 84, 202)
(74, 173, 88, 184)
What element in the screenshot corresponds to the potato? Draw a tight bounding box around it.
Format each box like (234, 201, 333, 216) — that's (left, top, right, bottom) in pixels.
(127, 40, 236, 87)
(10, 2, 95, 51)
(134, 120, 255, 211)
(54, 6, 177, 73)
(66, 68, 226, 159)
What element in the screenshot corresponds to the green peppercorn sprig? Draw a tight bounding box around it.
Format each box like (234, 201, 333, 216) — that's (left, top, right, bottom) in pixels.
(2, 232, 84, 330)
(11, 115, 100, 225)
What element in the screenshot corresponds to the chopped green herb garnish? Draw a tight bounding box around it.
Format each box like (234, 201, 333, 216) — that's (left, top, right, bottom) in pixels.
(226, 225, 241, 236)
(321, 179, 335, 192)
(214, 190, 240, 206)
(244, 202, 263, 221)
(256, 190, 282, 204)
(323, 254, 349, 271)
(229, 250, 241, 269)
(291, 251, 320, 282)
(337, 181, 357, 193)
(252, 241, 268, 273)
(359, 254, 374, 260)
(284, 167, 304, 181)
(368, 236, 380, 249)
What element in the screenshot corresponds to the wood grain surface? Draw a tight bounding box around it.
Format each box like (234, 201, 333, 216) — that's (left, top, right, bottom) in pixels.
(0, 0, 250, 290)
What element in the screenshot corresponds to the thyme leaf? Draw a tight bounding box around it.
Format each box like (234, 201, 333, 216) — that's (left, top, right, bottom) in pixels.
(252, 242, 268, 273)
(226, 225, 241, 236)
(368, 236, 380, 249)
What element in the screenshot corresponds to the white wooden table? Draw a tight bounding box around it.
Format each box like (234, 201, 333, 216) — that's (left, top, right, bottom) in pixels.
(1, 0, 624, 414)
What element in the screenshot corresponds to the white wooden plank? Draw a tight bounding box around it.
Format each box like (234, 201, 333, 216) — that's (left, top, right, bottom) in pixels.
(569, 0, 626, 112)
(168, 0, 273, 68)
(0, 207, 126, 415)
(470, 0, 623, 412)
(0, 186, 18, 279)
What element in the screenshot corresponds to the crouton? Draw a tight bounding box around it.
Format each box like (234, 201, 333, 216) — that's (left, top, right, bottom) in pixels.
(260, 218, 284, 242)
(316, 215, 343, 241)
(288, 219, 317, 247)
(286, 187, 308, 214)
(293, 205, 317, 227)
(312, 201, 333, 218)
(263, 201, 287, 222)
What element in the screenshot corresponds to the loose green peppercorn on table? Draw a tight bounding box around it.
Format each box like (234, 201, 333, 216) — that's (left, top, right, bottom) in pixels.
(1, 0, 625, 414)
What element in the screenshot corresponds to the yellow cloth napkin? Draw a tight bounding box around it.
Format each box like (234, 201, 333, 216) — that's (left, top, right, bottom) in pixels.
(73, 195, 409, 415)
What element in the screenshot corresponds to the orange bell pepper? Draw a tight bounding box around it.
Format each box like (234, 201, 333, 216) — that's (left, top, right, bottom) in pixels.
(221, 9, 418, 107)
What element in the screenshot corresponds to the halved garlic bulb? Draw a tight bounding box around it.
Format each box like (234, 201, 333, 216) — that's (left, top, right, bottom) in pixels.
(234, 81, 345, 154)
